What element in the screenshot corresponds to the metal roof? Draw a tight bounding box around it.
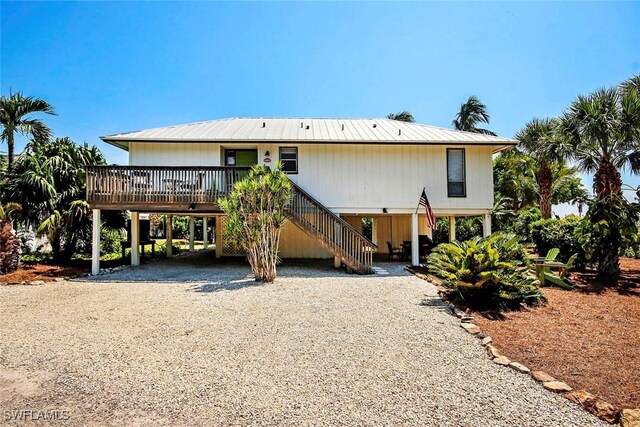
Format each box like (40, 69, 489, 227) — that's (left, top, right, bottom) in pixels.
(101, 118, 517, 151)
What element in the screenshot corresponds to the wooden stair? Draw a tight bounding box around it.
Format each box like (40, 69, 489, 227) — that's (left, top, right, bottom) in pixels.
(287, 181, 377, 274)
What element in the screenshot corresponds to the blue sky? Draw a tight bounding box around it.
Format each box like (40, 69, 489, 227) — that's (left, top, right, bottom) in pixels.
(2, 1, 640, 213)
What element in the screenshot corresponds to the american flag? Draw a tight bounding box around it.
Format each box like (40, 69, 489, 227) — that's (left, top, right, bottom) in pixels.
(419, 188, 437, 229)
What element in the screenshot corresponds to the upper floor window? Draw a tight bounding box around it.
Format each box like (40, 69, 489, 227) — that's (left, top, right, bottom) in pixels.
(447, 148, 466, 197)
(279, 147, 298, 174)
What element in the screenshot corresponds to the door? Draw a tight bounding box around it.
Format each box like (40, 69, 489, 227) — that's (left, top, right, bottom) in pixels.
(224, 149, 258, 167)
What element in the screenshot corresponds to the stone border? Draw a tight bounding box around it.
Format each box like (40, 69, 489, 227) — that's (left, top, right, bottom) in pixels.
(407, 267, 637, 426)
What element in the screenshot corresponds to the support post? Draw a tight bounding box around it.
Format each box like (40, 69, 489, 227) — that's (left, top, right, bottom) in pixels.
(334, 256, 341, 269)
(483, 213, 492, 237)
(131, 212, 140, 266)
(189, 217, 195, 252)
(203, 217, 208, 250)
(91, 209, 101, 275)
(411, 213, 419, 266)
(215, 217, 222, 258)
(449, 216, 456, 242)
(166, 215, 173, 258)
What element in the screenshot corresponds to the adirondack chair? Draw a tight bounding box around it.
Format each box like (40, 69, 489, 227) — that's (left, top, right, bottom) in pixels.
(545, 248, 560, 262)
(540, 253, 577, 290)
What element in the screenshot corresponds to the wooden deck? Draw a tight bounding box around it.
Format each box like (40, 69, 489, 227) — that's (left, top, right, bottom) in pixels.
(86, 165, 251, 212)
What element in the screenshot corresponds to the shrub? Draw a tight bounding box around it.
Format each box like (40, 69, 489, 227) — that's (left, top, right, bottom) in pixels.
(427, 232, 544, 310)
(101, 229, 124, 255)
(530, 216, 587, 270)
(218, 164, 291, 282)
(432, 216, 483, 244)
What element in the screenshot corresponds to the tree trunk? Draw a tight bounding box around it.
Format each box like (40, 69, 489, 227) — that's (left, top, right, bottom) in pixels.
(50, 229, 62, 261)
(593, 158, 623, 279)
(537, 164, 553, 219)
(597, 245, 620, 280)
(593, 158, 622, 198)
(7, 130, 14, 171)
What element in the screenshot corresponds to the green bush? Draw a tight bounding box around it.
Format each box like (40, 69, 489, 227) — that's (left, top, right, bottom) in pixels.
(495, 207, 541, 242)
(432, 216, 483, 244)
(530, 216, 587, 269)
(427, 232, 545, 310)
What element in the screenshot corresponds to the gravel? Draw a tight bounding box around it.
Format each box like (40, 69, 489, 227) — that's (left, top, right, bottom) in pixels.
(0, 251, 606, 426)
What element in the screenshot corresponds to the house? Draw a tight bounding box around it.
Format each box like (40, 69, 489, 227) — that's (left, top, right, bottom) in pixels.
(87, 118, 516, 275)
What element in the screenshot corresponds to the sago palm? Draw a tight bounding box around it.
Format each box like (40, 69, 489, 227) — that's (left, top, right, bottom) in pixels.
(0, 92, 56, 171)
(515, 118, 568, 218)
(453, 96, 497, 136)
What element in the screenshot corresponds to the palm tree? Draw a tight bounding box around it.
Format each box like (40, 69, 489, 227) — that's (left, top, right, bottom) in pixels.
(561, 77, 640, 278)
(3, 137, 124, 261)
(453, 96, 497, 135)
(514, 118, 568, 218)
(387, 111, 415, 123)
(0, 92, 56, 171)
(0, 202, 22, 273)
(562, 85, 640, 200)
(621, 74, 640, 94)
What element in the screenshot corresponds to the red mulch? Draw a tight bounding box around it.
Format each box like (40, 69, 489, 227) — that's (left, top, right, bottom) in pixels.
(474, 257, 640, 410)
(0, 263, 89, 284)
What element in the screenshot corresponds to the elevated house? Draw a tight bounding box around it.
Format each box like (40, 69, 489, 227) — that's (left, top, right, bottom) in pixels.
(87, 118, 516, 275)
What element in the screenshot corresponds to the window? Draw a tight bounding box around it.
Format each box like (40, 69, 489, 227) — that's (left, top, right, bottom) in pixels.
(447, 148, 466, 197)
(279, 147, 298, 174)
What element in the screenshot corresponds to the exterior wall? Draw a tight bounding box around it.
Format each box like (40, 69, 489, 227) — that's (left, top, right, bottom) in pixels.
(129, 141, 494, 215)
(341, 214, 431, 254)
(278, 220, 332, 259)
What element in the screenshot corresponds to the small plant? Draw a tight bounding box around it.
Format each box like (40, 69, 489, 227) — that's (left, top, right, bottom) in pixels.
(427, 232, 544, 309)
(0, 202, 22, 274)
(218, 163, 292, 283)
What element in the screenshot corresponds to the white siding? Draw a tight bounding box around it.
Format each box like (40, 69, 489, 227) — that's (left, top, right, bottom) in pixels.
(129, 142, 223, 166)
(128, 142, 494, 213)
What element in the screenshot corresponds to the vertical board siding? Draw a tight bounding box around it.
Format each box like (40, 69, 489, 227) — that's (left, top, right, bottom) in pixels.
(278, 220, 332, 259)
(128, 142, 494, 210)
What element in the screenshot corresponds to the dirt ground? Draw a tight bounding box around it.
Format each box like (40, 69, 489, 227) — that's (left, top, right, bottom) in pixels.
(0, 263, 89, 284)
(474, 257, 640, 410)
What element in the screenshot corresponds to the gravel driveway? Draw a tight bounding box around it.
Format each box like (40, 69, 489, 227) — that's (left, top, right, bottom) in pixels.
(0, 251, 605, 426)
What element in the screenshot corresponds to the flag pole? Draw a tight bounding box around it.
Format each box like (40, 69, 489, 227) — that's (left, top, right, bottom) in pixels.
(415, 187, 425, 214)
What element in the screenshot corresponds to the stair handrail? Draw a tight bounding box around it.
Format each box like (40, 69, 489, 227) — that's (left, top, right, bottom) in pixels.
(286, 180, 378, 250)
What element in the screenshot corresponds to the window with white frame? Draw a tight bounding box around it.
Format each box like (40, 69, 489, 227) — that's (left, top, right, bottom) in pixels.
(447, 148, 466, 197)
(279, 147, 298, 174)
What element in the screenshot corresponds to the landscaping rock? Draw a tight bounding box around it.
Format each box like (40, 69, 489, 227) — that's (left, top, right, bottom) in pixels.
(53, 278, 65, 282)
(30, 280, 45, 285)
(508, 362, 530, 374)
(460, 323, 480, 334)
(542, 381, 572, 393)
(460, 316, 474, 323)
(486, 344, 500, 359)
(565, 389, 596, 406)
(532, 370, 556, 383)
(492, 355, 510, 366)
(481, 336, 492, 346)
(583, 399, 619, 424)
(621, 409, 640, 427)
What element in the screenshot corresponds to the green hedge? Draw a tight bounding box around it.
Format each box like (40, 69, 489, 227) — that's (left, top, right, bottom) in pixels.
(530, 216, 587, 269)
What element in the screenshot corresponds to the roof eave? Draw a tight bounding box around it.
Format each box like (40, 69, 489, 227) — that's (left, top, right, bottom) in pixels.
(100, 137, 518, 147)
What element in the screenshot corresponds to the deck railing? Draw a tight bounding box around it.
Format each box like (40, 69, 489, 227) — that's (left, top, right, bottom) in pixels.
(86, 165, 377, 273)
(85, 165, 251, 207)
